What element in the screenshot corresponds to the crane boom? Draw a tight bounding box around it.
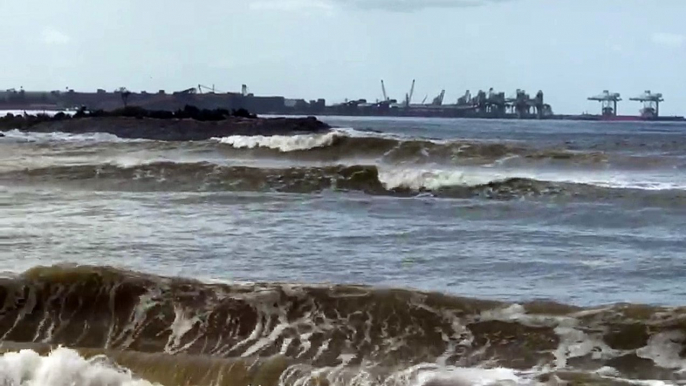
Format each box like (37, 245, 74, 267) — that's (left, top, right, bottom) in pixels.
(198, 84, 223, 94)
(404, 79, 416, 107)
(381, 80, 388, 102)
(432, 90, 445, 105)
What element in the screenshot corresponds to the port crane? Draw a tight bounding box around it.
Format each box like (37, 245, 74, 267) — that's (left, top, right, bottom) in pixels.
(404, 79, 415, 107)
(379, 79, 440, 108)
(381, 80, 389, 102)
(630, 90, 663, 118)
(457, 90, 472, 105)
(431, 90, 445, 106)
(175, 87, 197, 95)
(588, 90, 621, 116)
(377, 80, 400, 107)
(241, 84, 254, 97)
(197, 84, 222, 94)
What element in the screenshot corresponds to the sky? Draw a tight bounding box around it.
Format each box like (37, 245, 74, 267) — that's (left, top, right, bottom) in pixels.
(1, 0, 685, 115)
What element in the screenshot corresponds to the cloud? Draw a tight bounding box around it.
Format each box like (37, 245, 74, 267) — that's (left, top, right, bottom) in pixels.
(338, 0, 513, 11)
(41, 27, 71, 45)
(651, 32, 685, 48)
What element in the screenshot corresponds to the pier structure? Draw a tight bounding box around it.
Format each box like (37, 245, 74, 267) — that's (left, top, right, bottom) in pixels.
(505, 89, 547, 118)
(588, 90, 622, 117)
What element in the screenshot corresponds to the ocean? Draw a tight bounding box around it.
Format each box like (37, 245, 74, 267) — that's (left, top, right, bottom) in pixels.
(0, 114, 685, 385)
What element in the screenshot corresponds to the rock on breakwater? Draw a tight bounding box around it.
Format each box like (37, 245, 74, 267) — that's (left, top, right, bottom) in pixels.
(0, 106, 330, 141)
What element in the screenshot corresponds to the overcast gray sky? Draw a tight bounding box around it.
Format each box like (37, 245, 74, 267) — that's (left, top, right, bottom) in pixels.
(1, 0, 685, 115)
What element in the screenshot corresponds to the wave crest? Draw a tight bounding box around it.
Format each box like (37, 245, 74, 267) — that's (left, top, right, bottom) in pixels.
(0, 265, 684, 384)
(0, 129, 130, 143)
(0, 347, 156, 386)
(212, 129, 612, 167)
(3, 161, 686, 204)
(215, 131, 339, 152)
(0, 161, 567, 199)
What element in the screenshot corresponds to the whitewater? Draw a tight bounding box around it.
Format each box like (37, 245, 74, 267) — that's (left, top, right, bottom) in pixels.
(1, 115, 686, 385)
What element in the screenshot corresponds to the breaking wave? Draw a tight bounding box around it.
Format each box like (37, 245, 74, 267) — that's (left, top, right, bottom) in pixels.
(211, 129, 618, 167)
(215, 131, 340, 152)
(0, 264, 681, 385)
(0, 347, 156, 386)
(4, 127, 680, 170)
(0, 128, 137, 143)
(2, 161, 685, 204)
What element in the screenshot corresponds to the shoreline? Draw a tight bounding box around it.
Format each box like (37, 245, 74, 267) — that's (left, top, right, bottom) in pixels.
(4, 107, 683, 123)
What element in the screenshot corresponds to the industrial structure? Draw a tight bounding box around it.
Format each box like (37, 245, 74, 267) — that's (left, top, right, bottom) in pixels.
(0, 83, 682, 121)
(630, 90, 663, 119)
(587, 89, 671, 120)
(588, 90, 622, 117)
(331, 80, 553, 119)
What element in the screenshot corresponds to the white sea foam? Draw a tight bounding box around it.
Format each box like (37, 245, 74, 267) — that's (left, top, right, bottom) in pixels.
(0, 347, 158, 386)
(284, 361, 673, 386)
(0, 129, 128, 143)
(0, 109, 75, 117)
(637, 331, 686, 371)
(377, 167, 500, 191)
(376, 166, 686, 192)
(213, 127, 417, 152)
(0, 348, 671, 386)
(411, 366, 525, 386)
(215, 131, 340, 151)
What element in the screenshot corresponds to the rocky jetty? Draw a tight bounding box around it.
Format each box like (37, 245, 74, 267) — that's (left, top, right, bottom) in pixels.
(0, 106, 330, 141)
